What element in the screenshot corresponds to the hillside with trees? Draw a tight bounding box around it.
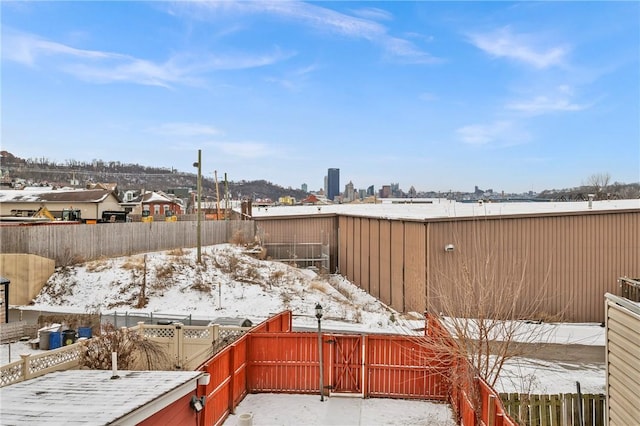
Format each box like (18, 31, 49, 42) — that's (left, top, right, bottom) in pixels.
(0, 151, 309, 202)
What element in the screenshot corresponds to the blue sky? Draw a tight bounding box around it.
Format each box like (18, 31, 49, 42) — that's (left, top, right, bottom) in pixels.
(2, 1, 639, 194)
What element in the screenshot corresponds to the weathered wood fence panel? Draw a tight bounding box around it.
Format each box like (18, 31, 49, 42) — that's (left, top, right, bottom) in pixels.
(0, 220, 255, 265)
(501, 392, 606, 426)
(0, 321, 38, 343)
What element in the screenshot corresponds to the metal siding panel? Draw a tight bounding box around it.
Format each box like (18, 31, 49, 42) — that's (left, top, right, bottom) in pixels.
(346, 217, 355, 281)
(390, 221, 404, 312)
(353, 218, 362, 286)
(361, 219, 371, 293)
(379, 221, 392, 306)
(404, 222, 426, 313)
(370, 220, 381, 299)
(338, 216, 348, 275)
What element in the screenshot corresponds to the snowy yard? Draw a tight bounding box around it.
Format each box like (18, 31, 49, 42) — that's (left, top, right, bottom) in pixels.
(222, 394, 456, 426)
(4, 244, 607, 396)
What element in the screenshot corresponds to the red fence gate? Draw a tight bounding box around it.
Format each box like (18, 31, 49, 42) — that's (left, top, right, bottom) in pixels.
(328, 335, 363, 395)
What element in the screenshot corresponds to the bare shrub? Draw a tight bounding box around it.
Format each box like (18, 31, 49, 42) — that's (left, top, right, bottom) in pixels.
(269, 269, 286, 288)
(280, 291, 293, 308)
(86, 258, 109, 273)
(230, 230, 249, 245)
(167, 248, 185, 256)
(353, 308, 363, 323)
(191, 274, 211, 292)
(155, 264, 174, 280)
(243, 264, 262, 282)
(309, 280, 329, 293)
(122, 258, 144, 271)
(213, 251, 240, 275)
(80, 324, 171, 370)
(58, 248, 84, 267)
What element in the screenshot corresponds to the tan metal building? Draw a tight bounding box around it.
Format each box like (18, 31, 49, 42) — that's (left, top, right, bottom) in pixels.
(255, 200, 640, 323)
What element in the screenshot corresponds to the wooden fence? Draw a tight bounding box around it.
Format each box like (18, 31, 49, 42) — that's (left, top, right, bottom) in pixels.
(196, 311, 518, 426)
(0, 220, 255, 265)
(618, 276, 640, 302)
(0, 321, 38, 343)
(501, 393, 606, 426)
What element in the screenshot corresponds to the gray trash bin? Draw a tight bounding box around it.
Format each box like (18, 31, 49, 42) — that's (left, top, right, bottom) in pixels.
(39, 330, 51, 350)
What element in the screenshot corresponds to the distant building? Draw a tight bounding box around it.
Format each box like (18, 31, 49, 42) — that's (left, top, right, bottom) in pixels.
(391, 183, 400, 197)
(327, 168, 340, 201)
(344, 181, 355, 202)
(301, 183, 308, 193)
(367, 185, 375, 196)
(278, 196, 296, 206)
(380, 185, 391, 198)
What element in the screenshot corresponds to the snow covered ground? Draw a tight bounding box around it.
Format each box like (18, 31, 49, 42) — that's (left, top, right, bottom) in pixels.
(4, 244, 606, 395)
(222, 394, 456, 426)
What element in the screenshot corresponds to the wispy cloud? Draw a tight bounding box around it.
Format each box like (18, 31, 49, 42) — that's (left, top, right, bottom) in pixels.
(175, 1, 440, 64)
(350, 7, 393, 22)
(4, 30, 119, 66)
(456, 121, 530, 146)
(468, 26, 569, 69)
(507, 96, 590, 114)
(507, 85, 592, 115)
(265, 63, 319, 90)
(148, 123, 222, 137)
(3, 29, 290, 87)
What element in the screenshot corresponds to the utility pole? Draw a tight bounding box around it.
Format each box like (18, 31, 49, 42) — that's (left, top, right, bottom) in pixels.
(193, 150, 202, 264)
(224, 172, 229, 221)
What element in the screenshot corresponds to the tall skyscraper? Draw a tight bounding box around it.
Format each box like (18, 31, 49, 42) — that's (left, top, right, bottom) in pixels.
(327, 168, 340, 201)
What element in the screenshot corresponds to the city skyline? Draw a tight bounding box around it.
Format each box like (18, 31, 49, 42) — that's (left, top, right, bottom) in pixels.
(2, 2, 638, 193)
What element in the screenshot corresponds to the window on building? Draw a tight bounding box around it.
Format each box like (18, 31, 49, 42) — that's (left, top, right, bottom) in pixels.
(154, 205, 160, 215)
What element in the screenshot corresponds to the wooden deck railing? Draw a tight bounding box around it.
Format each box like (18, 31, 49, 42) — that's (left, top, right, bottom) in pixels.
(618, 276, 640, 302)
(0, 322, 250, 387)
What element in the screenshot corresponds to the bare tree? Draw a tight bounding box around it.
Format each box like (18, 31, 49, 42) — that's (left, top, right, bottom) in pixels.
(586, 172, 611, 200)
(414, 220, 557, 387)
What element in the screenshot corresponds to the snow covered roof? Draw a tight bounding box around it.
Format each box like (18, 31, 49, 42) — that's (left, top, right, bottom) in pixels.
(0, 370, 202, 425)
(250, 199, 640, 220)
(125, 191, 180, 204)
(0, 188, 114, 204)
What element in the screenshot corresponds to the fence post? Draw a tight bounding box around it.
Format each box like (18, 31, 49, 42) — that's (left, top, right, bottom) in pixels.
(20, 354, 30, 381)
(174, 322, 183, 369)
(228, 344, 236, 414)
(210, 324, 219, 345)
(488, 394, 496, 426)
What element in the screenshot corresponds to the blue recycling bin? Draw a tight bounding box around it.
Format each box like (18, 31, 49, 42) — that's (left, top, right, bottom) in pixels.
(78, 327, 92, 339)
(49, 331, 62, 349)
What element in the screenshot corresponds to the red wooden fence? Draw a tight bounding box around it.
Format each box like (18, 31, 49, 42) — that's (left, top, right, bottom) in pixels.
(197, 311, 517, 426)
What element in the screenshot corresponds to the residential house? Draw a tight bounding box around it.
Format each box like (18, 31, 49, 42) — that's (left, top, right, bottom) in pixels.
(0, 188, 123, 221)
(122, 191, 185, 216)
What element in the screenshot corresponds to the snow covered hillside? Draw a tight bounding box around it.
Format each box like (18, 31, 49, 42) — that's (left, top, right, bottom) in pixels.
(30, 244, 421, 334)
